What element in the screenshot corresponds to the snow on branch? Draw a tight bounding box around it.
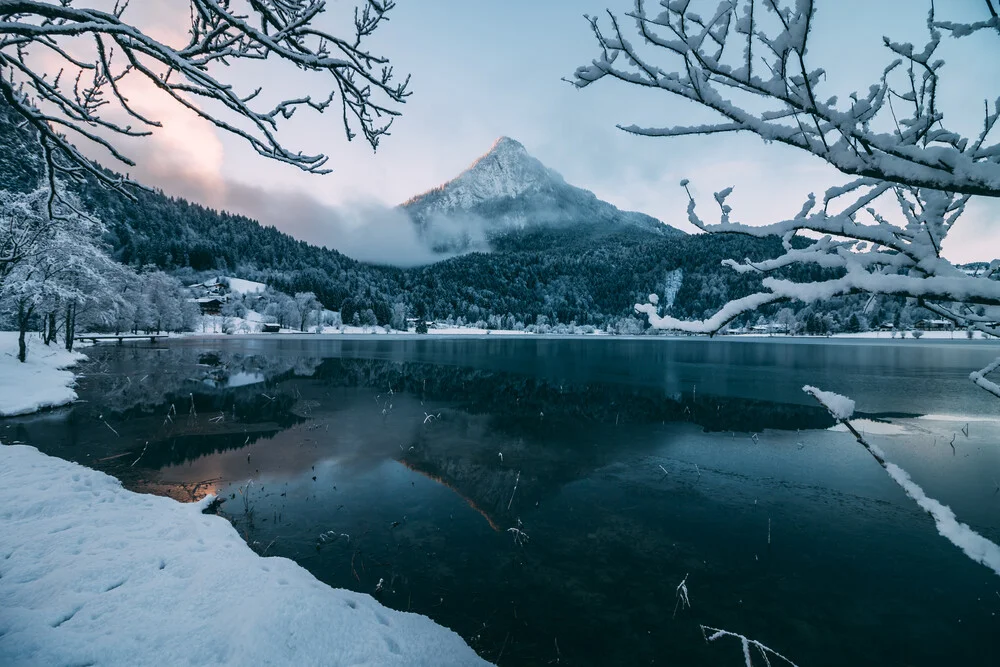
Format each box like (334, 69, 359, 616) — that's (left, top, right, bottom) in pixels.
(806, 385, 1000, 577)
(802, 385, 854, 420)
(0, 0, 410, 204)
(700, 625, 800, 667)
(573, 0, 1000, 196)
(577, 2, 1000, 401)
(970, 357, 1000, 399)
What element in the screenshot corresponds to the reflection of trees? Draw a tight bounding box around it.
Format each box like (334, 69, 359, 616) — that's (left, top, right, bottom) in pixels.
(77, 344, 839, 433)
(77, 345, 322, 416)
(41, 345, 843, 492)
(312, 357, 836, 433)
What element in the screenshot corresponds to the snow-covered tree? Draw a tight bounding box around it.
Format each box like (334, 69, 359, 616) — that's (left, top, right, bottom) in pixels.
(294, 292, 321, 332)
(390, 302, 408, 331)
(0, 188, 54, 290)
(575, 0, 1000, 394)
(0, 207, 122, 359)
(0, 1, 410, 206)
(139, 270, 193, 334)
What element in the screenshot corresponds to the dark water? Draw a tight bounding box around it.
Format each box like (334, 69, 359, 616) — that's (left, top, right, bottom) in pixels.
(3, 336, 1000, 666)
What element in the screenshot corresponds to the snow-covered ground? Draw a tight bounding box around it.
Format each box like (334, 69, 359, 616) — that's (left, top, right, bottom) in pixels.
(0, 445, 490, 666)
(0, 329, 488, 665)
(225, 277, 266, 295)
(0, 332, 87, 417)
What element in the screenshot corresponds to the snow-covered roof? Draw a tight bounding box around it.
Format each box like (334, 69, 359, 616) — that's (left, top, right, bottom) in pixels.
(226, 277, 266, 295)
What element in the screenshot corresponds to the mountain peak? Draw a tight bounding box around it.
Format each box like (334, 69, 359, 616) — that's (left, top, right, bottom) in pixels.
(401, 136, 684, 248)
(403, 136, 561, 214)
(488, 136, 526, 153)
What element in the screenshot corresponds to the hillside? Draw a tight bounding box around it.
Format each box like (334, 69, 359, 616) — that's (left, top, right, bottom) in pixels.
(0, 97, 866, 330)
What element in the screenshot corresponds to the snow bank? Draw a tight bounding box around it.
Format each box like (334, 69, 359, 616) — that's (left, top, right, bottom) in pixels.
(0, 332, 87, 417)
(0, 445, 490, 666)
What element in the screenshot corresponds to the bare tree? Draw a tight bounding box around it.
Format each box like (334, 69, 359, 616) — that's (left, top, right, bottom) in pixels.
(573, 0, 1000, 393)
(0, 1, 410, 206)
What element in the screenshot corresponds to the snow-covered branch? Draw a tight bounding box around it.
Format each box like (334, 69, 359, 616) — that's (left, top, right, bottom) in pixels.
(806, 385, 1000, 577)
(700, 625, 800, 667)
(970, 357, 1000, 399)
(0, 1, 410, 203)
(573, 0, 1000, 196)
(575, 2, 1000, 399)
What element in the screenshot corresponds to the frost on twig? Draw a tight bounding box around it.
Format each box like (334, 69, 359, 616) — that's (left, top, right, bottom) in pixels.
(672, 573, 690, 618)
(507, 518, 529, 547)
(575, 0, 1000, 196)
(317, 530, 350, 546)
(700, 625, 799, 667)
(806, 385, 1000, 577)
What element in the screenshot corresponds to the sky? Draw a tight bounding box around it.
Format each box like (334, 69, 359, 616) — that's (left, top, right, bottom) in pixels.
(63, 0, 1000, 265)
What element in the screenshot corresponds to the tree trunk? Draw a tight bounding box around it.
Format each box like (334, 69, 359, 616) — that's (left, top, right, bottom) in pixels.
(64, 301, 76, 352)
(45, 311, 57, 345)
(17, 301, 32, 363)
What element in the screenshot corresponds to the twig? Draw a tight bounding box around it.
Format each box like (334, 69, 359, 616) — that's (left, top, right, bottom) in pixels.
(130, 441, 148, 467)
(673, 573, 691, 618)
(700, 625, 799, 666)
(100, 415, 120, 437)
(507, 471, 520, 510)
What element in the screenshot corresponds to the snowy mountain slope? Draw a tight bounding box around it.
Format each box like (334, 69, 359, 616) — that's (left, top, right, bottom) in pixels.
(402, 137, 683, 251)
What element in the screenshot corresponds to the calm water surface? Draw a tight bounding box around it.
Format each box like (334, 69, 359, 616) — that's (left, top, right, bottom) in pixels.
(3, 336, 999, 666)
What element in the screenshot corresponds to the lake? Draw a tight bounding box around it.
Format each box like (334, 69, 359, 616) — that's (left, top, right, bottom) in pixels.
(3, 335, 999, 666)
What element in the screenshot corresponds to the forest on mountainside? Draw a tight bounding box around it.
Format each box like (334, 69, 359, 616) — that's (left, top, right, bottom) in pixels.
(0, 98, 928, 333)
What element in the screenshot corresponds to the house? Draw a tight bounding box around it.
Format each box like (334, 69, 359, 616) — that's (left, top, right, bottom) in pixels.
(193, 297, 225, 315)
(187, 278, 227, 298)
(915, 319, 954, 331)
(749, 323, 789, 335)
(261, 323, 281, 333)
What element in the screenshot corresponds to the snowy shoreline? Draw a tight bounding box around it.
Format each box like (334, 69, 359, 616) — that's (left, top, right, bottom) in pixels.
(0, 445, 489, 666)
(0, 331, 489, 666)
(0, 332, 88, 417)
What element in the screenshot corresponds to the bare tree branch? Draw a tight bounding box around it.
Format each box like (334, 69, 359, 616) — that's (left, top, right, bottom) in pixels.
(0, 0, 410, 206)
(573, 0, 1000, 197)
(576, 0, 1000, 397)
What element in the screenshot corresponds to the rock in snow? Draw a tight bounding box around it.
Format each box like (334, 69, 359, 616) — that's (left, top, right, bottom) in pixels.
(0, 445, 490, 666)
